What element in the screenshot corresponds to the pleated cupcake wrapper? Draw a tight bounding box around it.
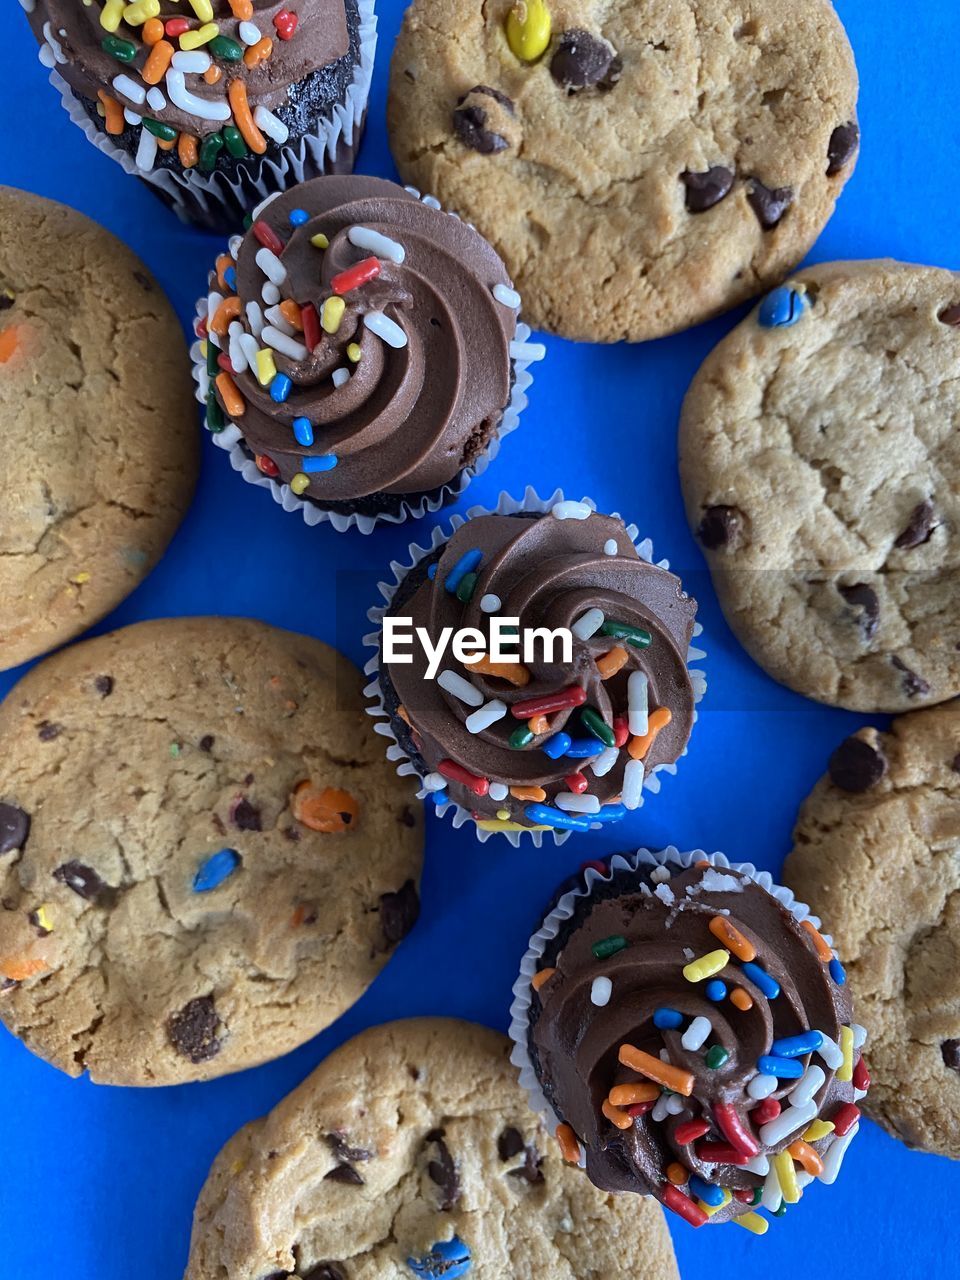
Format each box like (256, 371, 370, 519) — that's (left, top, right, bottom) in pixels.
(507, 847, 831, 1143)
(45, 0, 376, 230)
(362, 488, 708, 846)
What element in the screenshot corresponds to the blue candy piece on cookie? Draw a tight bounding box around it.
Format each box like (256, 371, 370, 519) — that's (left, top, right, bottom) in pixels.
(193, 848, 241, 893)
(758, 285, 809, 329)
(407, 1236, 472, 1278)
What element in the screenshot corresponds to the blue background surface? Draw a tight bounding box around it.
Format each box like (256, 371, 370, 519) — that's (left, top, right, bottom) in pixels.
(0, 3, 957, 1276)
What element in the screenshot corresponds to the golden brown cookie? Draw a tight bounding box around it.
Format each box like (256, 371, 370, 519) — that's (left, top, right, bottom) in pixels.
(184, 1019, 680, 1279)
(388, 0, 859, 342)
(784, 703, 960, 1156)
(0, 187, 197, 672)
(0, 618, 423, 1086)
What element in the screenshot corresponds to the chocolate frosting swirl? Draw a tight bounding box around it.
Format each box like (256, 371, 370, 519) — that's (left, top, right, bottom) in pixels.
(26, 0, 349, 139)
(530, 865, 861, 1222)
(207, 177, 516, 502)
(383, 509, 697, 828)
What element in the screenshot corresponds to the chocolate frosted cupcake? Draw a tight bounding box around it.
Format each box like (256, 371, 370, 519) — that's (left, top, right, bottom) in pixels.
(193, 177, 540, 532)
(511, 850, 869, 1231)
(365, 491, 706, 841)
(23, 0, 376, 232)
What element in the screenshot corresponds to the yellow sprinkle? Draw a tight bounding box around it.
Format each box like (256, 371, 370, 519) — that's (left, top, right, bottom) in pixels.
(229, 1158, 246, 1175)
(290, 473, 310, 496)
(179, 21, 219, 49)
(696, 1188, 731, 1219)
(187, 0, 214, 20)
(33, 905, 54, 934)
(346, 342, 362, 363)
(496, 808, 510, 820)
(200, 339, 208, 357)
(71, 572, 91, 585)
(803, 1119, 835, 1143)
(505, 0, 551, 62)
(733, 1212, 769, 1236)
(255, 348, 277, 387)
(682, 949, 729, 984)
(310, 233, 330, 249)
(321, 296, 345, 334)
(122, 0, 159, 23)
(773, 1151, 800, 1204)
(99, 0, 125, 30)
(837, 1025, 854, 1082)
(476, 820, 551, 832)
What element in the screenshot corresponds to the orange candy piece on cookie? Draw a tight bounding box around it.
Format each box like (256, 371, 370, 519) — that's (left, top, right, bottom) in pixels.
(292, 782, 360, 833)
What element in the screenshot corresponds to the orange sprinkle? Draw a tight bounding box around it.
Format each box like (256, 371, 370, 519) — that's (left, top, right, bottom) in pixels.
(510, 786, 546, 802)
(211, 295, 242, 335)
(619, 1044, 695, 1097)
(0, 955, 45, 982)
(292, 782, 360, 834)
(709, 915, 757, 963)
(467, 654, 530, 686)
(157, 136, 176, 151)
(227, 0, 253, 16)
(730, 987, 754, 1012)
(243, 35, 273, 69)
(215, 372, 245, 417)
(527, 714, 549, 735)
(178, 133, 199, 169)
(787, 1140, 824, 1177)
(143, 38, 174, 85)
(800, 918, 833, 962)
(396, 704, 411, 726)
(0, 327, 21, 364)
(97, 90, 125, 135)
(602, 1099, 633, 1131)
(531, 967, 556, 992)
(628, 706, 673, 761)
(666, 1162, 688, 1186)
(279, 299, 303, 330)
(215, 254, 235, 291)
(556, 1123, 581, 1164)
(695, 860, 711, 869)
(142, 17, 164, 44)
(290, 903, 310, 928)
(203, 63, 223, 85)
(228, 79, 267, 154)
(596, 646, 629, 680)
(608, 1082, 659, 1107)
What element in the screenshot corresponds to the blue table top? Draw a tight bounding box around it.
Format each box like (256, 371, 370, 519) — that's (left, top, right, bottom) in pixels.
(1, 3, 956, 1276)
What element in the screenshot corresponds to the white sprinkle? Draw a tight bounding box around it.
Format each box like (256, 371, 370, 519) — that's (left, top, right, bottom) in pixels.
(171, 50, 211, 72)
(228, 235, 244, 258)
(510, 339, 546, 362)
(348, 225, 406, 263)
(238, 332, 260, 369)
(488, 782, 509, 802)
(135, 126, 158, 172)
(758, 1100, 818, 1148)
(228, 326, 248, 373)
(437, 671, 483, 708)
(262, 325, 308, 361)
(364, 310, 408, 348)
(207, 290, 224, 328)
(650, 866, 672, 884)
(263, 305, 294, 335)
(253, 105, 290, 144)
(480, 594, 501, 614)
(551, 500, 592, 522)
(851, 1023, 868, 1050)
(422, 194, 441, 209)
(652, 1094, 672, 1123)
(654, 882, 675, 906)
(743, 1154, 770, 1177)
(854, 1086, 868, 1103)
(493, 283, 521, 309)
(238, 19, 262, 43)
(18, 0, 36, 12)
(250, 191, 281, 220)
(665, 1094, 685, 1116)
(590, 746, 619, 778)
(747, 1073, 778, 1101)
(555, 793, 601, 814)
(465, 699, 507, 734)
(261, 282, 281, 306)
(123, 107, 142, 126)
(422, 773, 447, 792)
(165, 69, 231, 121)
(796, 1171, 814, 1191)
(603, 538, 618, 556)
(761, 1165, 783, 1213)
(332, 368, 350, 388)
(818, 1123, 859, 1185)
(572, 608, 605, 640)
(591, 977, 612, 1007)
(681, 1016, 712, 1052)
(682, 947, 695, 960)
(628, 671, 649, 736)
(38, 43, 56, 67)
(815, 1031, 844, 1071)
(146, 87, 166, 111)
(113, 73, 146, 105)
(789, 1064, 826, 1107)
(255, 247, 287, 285)
(622, 759, 645, 810)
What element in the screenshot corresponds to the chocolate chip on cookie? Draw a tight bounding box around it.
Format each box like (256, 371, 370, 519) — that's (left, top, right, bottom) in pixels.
(550, 29, 620, 91)
(696, 505, 743, 550)
(828, 736, 887, 792)
(94, 675, 114, 697)
(747, 180, 794, 229)
(230, 796, 262, 831)
(682, 166, 735, 213)
(379, 879, 421, 945)
(323, 1164, 364, 1186)
(827, 121, 860, 175)
(838, 583, 880, 639)
(939, 304, 960, 326)
(942, 1041, 960, 1072)
(452, 85, 515, 154)
(507, 1143, 544, 1185)
(892, 655, 931, 699)
(0, 803, 29, 854)
(497, 1126, 525, 1160)
(53, 861, 112, 904)
(167, 996, 222, 1064)
(426, 1131, 460, 1210)
(894, 499, 938, 549)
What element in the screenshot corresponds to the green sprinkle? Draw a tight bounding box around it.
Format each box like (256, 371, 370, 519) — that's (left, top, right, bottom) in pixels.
(750, 1187, 763, 1207)
(169, 742, 181, 759)
(209, 34, 244, 60)
(580, 706, 615, 747)
(199, 132, 225, 173)
(206, 389, 224, 433)
(599, 621, 652, 650)
(222, 125, 248, 158)
(206, 339, 219, 377)
(774, 1203, 788, 1218)
(102, 35, 137, 61)
(509, 725, 535, 749)
(242, 213, 253, 230)
(143, 117, 177, 142)
(592, 935, 626, 961)
(456, 572, 477, 603)
(704, 1045, 729, 1070)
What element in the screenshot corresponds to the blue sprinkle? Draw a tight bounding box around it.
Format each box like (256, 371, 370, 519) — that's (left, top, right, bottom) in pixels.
(270, 373, 292, 403)
(758, 285, 809, 329)
(293, 416, 314, 446)
(193, 848, 241, 893)
(757, 1054, 805, 1079)
(589, 803, 627, 825)
(289, 207, 310, 226)
(542, 732, 573, 760)
(771, 1030, 823, 1058)
(705, 979, 727, 1002)
(689, 1175, 725, 1207)
(564, 738, 604, 758)
(430, 789, 449, 807)
(407, 1238, 471, 1279)
(742, 961, 780, 999)
(444, 548, 483, 593)
(829, 957, 847, 986)
(427, 563, 438, 580)
(223, 266, 237, 291)
(524, 803, 592, 832)
(653, 1008, 684, 1030)
(302, 454, 338, 473)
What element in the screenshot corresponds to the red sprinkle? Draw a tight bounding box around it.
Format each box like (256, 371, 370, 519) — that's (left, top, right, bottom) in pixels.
(714, 1102, 760, 1157)
(252, 219, 285, 256)
(273, 7, 298, 38)
(301, 301, 321, 352)
(852, 1056, 871, 1092)
(216, 353, 234, 373)
(694, 1141, 750, 1166)
(195, 317, 208, 338)
(831, 1102, 861, 1137)
(733, 1188, 756, 1204)
(565, 772, 588, 794)
(612, 715, 629, 748)
(438, 759, 489, 797)
(673, 1118, 711, 1146)
(331, 256, 381, 295)
(255, 454, 279, 478)
(662, 1184, 708, 1228)
(627, 1100, 656, 1118)
(752, 1097, 781, 1126)
(580, 860, 607, 875)
(512, 685, 587, 720)
(165, 16, 190, 35)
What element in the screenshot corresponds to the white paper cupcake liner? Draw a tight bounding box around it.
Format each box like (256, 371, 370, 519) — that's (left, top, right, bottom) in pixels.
(362, 489, 709, 846)
(507, 846, 841, 1137)
(46, 0, 376, 231)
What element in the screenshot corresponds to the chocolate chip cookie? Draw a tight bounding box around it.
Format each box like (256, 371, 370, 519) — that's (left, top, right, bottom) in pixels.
(0, 187, 198, 672)
(784, 702, 960, 1156)
(0, 618, 423, 1085)
(184, 1018, 680, 1279)
(388, 0, 859, 342)
(680, 260, 960, 711)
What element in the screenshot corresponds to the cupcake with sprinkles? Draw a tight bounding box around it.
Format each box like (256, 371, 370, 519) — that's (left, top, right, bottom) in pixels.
(364, 490, 706, 844)
(192, 176, 541, 532)
(510, 848, 869, 1230)
(20, 0, 376, 232)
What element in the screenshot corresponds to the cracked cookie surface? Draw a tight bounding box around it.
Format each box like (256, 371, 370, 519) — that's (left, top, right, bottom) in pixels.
(783, 702, 960, 1156)
(680, 259, 960, 711)
(0, 187, 198, 672)
(0, 617, 424, 1085)
(184, 1018, 679, 1279)
(387, 0, 858, 342)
